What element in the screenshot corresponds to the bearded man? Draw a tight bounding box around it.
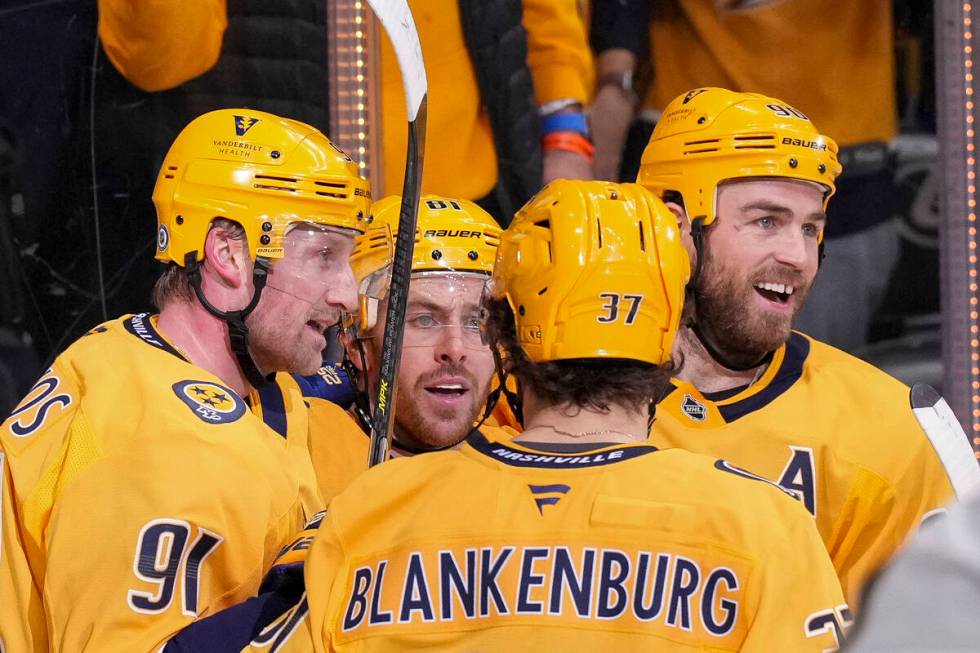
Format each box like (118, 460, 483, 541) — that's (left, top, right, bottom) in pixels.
(638, 87, 980, 609)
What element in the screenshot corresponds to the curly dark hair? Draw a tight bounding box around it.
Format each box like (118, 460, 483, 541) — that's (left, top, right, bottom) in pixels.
(481, 296, 677, 414)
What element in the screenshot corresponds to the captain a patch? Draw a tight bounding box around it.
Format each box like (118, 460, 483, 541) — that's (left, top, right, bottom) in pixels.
(172, 381, 247, 424)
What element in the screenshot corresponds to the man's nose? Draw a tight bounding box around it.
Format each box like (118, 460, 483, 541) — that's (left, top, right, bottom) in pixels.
(326, 264, 359, 313)
(434, 325, 468, 364)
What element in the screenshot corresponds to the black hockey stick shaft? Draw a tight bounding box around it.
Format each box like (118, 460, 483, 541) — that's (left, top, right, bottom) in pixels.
(368, 100, 427, 466)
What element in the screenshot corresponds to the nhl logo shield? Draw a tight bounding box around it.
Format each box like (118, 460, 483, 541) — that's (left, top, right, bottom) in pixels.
(681, 394, 708, 422)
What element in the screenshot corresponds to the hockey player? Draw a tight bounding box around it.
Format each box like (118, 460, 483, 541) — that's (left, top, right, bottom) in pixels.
(0, 109, 370, 651)
(307, 195, 505, 501)
(637, 87, 980, 607)
(172, 179, 849, 652)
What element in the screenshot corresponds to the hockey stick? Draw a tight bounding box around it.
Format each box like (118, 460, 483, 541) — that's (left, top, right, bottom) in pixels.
(910, 383, 980, 499)
(364, 0, 428, 467)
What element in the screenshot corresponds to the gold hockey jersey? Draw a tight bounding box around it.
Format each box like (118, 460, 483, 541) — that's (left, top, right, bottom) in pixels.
(245, 433, 848, 652)
(305, 398, 519, 504)
(651, 332, 978, 607)
(0, 314, 322, 652)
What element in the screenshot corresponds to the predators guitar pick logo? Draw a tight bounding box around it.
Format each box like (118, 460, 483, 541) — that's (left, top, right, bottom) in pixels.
(172, 380, 247, 424)
(234, 115, 260, 137)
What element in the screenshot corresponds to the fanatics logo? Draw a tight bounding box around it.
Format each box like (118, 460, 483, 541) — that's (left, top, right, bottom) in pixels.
(527, 483, 570, 514)
(172, 380, 247, 424)
(681, 394, 708, 422)
(233, 115, 260, 137)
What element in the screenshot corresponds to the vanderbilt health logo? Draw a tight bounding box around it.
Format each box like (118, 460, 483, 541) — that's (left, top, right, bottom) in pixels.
(681, 394, 708, 422)
(682, 89, 707, 104)
(172, 380, 246, 424)
(234, 115, 259, 136)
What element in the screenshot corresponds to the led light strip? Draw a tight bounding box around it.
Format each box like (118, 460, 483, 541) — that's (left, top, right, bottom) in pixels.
(328, 1, 382, 190)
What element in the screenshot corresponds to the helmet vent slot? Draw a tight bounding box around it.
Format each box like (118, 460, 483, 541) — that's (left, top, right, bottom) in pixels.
(638, 221, 646, 251)
(253, 174, 299, 193)
(596, 216, 604, 248)
(684, 138, 721, 154)
(254, 184, 297, 192)
(313, 180, 350, 199)
(255, 174, 298, 183)
(537, 287, 548, 295)
(732, 134, 777, 150)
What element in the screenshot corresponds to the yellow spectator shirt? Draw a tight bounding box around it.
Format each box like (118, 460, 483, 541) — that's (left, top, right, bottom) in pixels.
(645, 0, 896, 146)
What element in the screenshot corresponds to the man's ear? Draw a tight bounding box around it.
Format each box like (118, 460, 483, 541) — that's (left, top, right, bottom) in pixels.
(202, 226, 250, 288)
(665, 201, 698, 267)
(664, 201, 687, 233)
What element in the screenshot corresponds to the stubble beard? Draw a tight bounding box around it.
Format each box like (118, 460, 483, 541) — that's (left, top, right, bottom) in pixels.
(393, 364, 489, 451)
(247, 306, 323, 376)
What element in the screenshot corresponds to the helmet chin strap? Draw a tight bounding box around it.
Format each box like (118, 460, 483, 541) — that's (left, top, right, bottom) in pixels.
(185, 252, 274, 390)
(686, 215, 770, 373)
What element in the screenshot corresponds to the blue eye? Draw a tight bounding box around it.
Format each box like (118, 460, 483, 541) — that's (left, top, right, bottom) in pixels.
(802, 223, 820, 238)
(756, 217, 774, 229)
(410, 314, 437, 328)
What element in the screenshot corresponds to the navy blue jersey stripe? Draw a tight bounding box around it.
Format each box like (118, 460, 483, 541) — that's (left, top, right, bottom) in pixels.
(258, 380, 289, 439)
(717, 332, 810, 423)
(123, 313, 185, 360)
(467, 432, 658, 469)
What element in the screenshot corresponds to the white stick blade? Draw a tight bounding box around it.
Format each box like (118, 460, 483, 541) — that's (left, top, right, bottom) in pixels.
(910, 383, 980, 499)
(366, 0, 428, 121)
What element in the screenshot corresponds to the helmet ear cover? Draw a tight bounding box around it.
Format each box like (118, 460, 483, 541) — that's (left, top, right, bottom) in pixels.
(637, 87, 841, 243)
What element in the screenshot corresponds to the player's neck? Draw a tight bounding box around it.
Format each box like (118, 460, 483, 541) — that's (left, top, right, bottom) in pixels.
(673, 326, 769, 394)
(157, 300, 253, 398)
(516, 390, 649, 445)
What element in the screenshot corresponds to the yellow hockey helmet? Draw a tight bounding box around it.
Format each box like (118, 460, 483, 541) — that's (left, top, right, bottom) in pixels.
(152, 108, 371, 267)
(350, 194, 502, 332)
(489, 179, 690, 365)
(637, 87, 842, 230)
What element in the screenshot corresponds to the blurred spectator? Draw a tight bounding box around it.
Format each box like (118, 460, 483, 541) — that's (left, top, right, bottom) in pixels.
(98, 0, 594, 222)
(0, 0, 595, 390)
(591, 0, 898, 353)
(845, 492, 980, 651)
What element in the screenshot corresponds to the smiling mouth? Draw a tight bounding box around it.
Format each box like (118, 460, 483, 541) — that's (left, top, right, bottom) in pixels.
(753, 281, 795, 305)
(425, 383, 468, 398)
